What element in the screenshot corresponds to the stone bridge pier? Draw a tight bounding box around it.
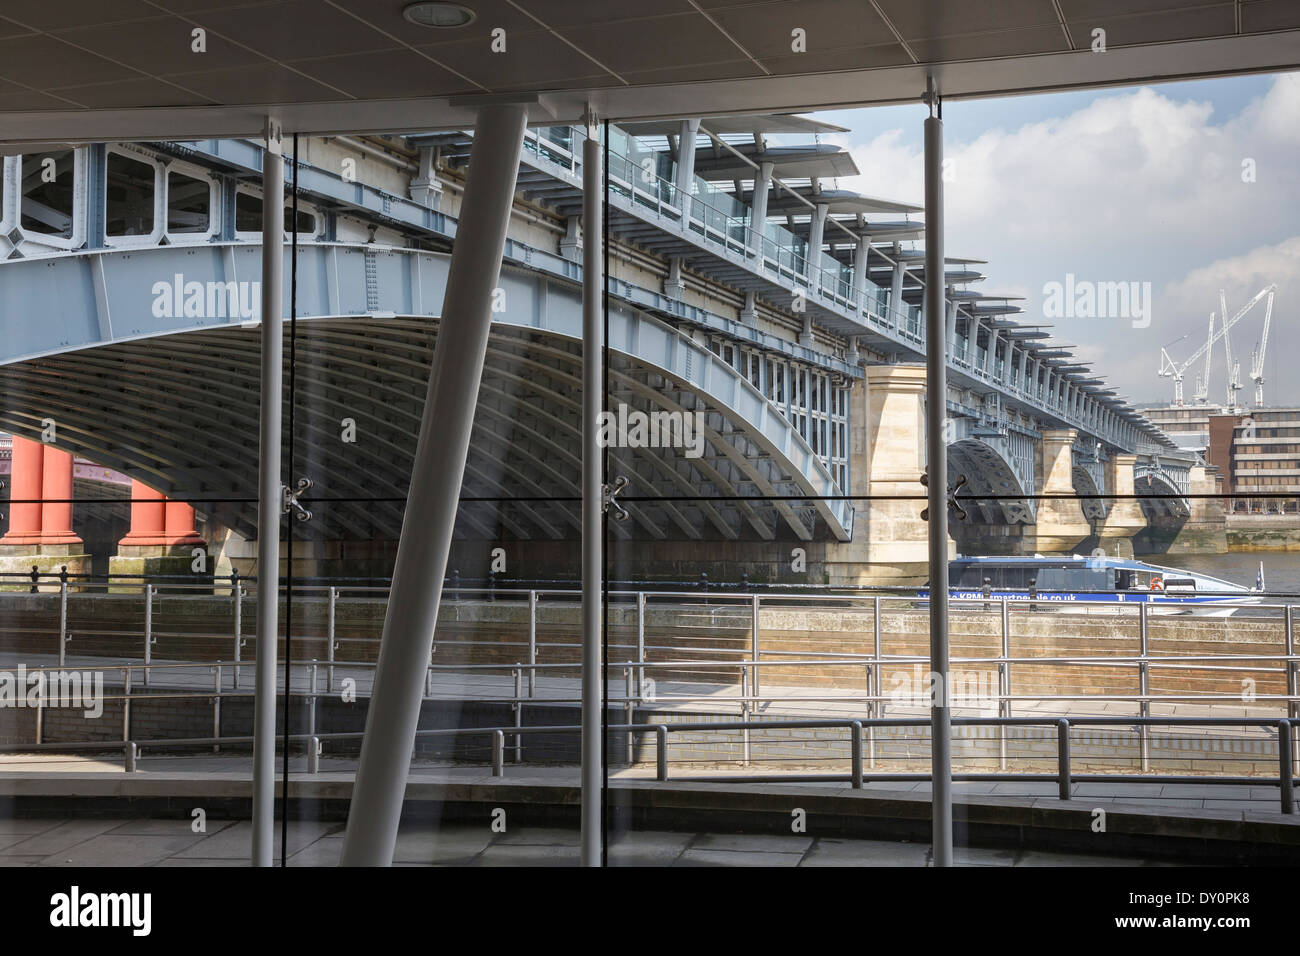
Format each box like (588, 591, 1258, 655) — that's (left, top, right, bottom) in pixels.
(1094, 453, 1147, 558)
(1029, 428, 1092, 554)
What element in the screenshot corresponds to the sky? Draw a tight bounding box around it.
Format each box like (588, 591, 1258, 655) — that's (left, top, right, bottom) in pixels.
(812, 71, 1300, 409)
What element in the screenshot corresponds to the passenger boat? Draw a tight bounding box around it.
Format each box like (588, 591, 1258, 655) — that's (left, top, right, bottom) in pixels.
(919, 554, 1261, 615)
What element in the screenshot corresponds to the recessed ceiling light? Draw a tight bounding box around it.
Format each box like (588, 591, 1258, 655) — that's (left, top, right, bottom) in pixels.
(402, 2, 476, 28)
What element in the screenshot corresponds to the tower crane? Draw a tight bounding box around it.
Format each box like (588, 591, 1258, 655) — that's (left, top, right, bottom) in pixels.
(1249, 289, 1275, 407)
(1157, 284, 1275, 406)
(1220, 289, 1242, 409)
(1192, 311, 1214, 403)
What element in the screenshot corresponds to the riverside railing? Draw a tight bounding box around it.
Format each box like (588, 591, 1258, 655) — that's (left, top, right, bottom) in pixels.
(3, 577, 1299, 792)
(0, 699, 1294, 813)
(2, 577, 1297, 719)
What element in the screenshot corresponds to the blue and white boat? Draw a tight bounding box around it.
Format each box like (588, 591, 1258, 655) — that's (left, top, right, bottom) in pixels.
(919, 554, 1260, 615)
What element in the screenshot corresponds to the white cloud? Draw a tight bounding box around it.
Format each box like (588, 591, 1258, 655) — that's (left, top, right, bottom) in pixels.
(832, 73, 1300, 405)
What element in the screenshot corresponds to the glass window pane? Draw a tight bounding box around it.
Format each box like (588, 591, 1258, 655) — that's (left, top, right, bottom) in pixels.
(20, 150, 76, 238)
(106, 152, 156, 236)
(235, 191, 262, 232)
(167, 170, 210, 234)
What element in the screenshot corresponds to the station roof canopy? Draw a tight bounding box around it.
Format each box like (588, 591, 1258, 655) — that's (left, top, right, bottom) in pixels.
(620, 114, 847, 137)
(1, 0, 1295, 147)
(692, 144, 860, 180)
(766, 189, 925, 215)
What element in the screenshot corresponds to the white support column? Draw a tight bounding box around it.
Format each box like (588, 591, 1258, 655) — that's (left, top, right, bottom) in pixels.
(580, 113, 604, 868)
(889, 252, 905, 328)
(674, 118, 700, 229)
(985, 327, 999, 376)
(852, 235, 870, 313)
(922, 79, 953, 868)
(339, 104, 528, 867)
(251, 117, 284, 868)
(664, 256, 685, 300)
(408, 146, 442, 209)
(749, 160, 774, 259)
(806, 202, 828, 284)
(945, 290, 958, 357)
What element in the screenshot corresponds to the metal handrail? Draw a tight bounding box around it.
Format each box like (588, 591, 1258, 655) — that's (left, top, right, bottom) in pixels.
(2, 715, 1292, 813)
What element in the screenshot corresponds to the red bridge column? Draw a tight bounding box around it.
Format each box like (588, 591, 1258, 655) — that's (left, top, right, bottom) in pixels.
(39, 445, 83, 547)
(0, 438, 90, 589)
(110, 479, 208, 590)
(1, 436, 45, 544)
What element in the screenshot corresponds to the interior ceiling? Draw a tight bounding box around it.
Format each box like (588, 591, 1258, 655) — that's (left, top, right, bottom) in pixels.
(0, 1, 1296, 145)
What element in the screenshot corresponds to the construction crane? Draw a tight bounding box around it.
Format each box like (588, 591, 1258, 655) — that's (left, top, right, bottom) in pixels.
(1158, 284, 1275, 406)
(1192, 311, 1214, 403)
(1220, 290, 1241, 408)
(1249, 289, 1275, 406)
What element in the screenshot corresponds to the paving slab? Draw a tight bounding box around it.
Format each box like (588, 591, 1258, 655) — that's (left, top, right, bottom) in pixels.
(108, 818, 237, 837)
(40, 832, 207, 866)
(392, 826, 498, 863)
(799, 838, 928, 867)
(1015, 849, 1149, 867)
(496, 827, 581, 847)
(690, 832, 812, 853)
(172, 820, 336, 860)
(468, 843, 580, 866)
(3, 818, 123, 857)
(287, 836, 344, 866)
(675, 848, 803, 867)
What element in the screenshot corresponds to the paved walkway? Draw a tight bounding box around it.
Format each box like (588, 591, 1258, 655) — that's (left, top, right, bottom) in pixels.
(0, 816, 1177, 867)
(0, 754, 1292, 815)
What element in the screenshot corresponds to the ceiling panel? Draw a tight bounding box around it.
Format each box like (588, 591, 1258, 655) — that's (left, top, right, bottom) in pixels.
(0, 89, 79, 110)
(194, 0, 401, 60)
(1067, 5, 1238, 47)
(0, 34, 140, 88)
(910, 24, 1070, 61)
(0, 0, 162, 30)
(54, 16, 267, 74)
(49, 77, 215, 109)
(1058, 0, 1221, 18)
(146, 0, 289, 11)
(287, 48, 477, 98)
(760, 43, 915, 74)
(619, 60, 766, 85)
(516, 0, 698, 28)
(709, 0, 896, 57)
(329, 0, 542, 47)
(874, 0, 1061, 40)
(414, 29, 617, 86)
(159, 61, 347, 104)
(1243, 0, 1300, 33)
(556, 12, 745, 72)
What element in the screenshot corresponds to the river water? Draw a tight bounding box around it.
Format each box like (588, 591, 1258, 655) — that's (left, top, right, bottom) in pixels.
(1153, 551, 1300, 595)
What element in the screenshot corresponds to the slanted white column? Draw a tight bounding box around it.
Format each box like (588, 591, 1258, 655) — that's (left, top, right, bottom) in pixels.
(340, 104, 528, 867)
